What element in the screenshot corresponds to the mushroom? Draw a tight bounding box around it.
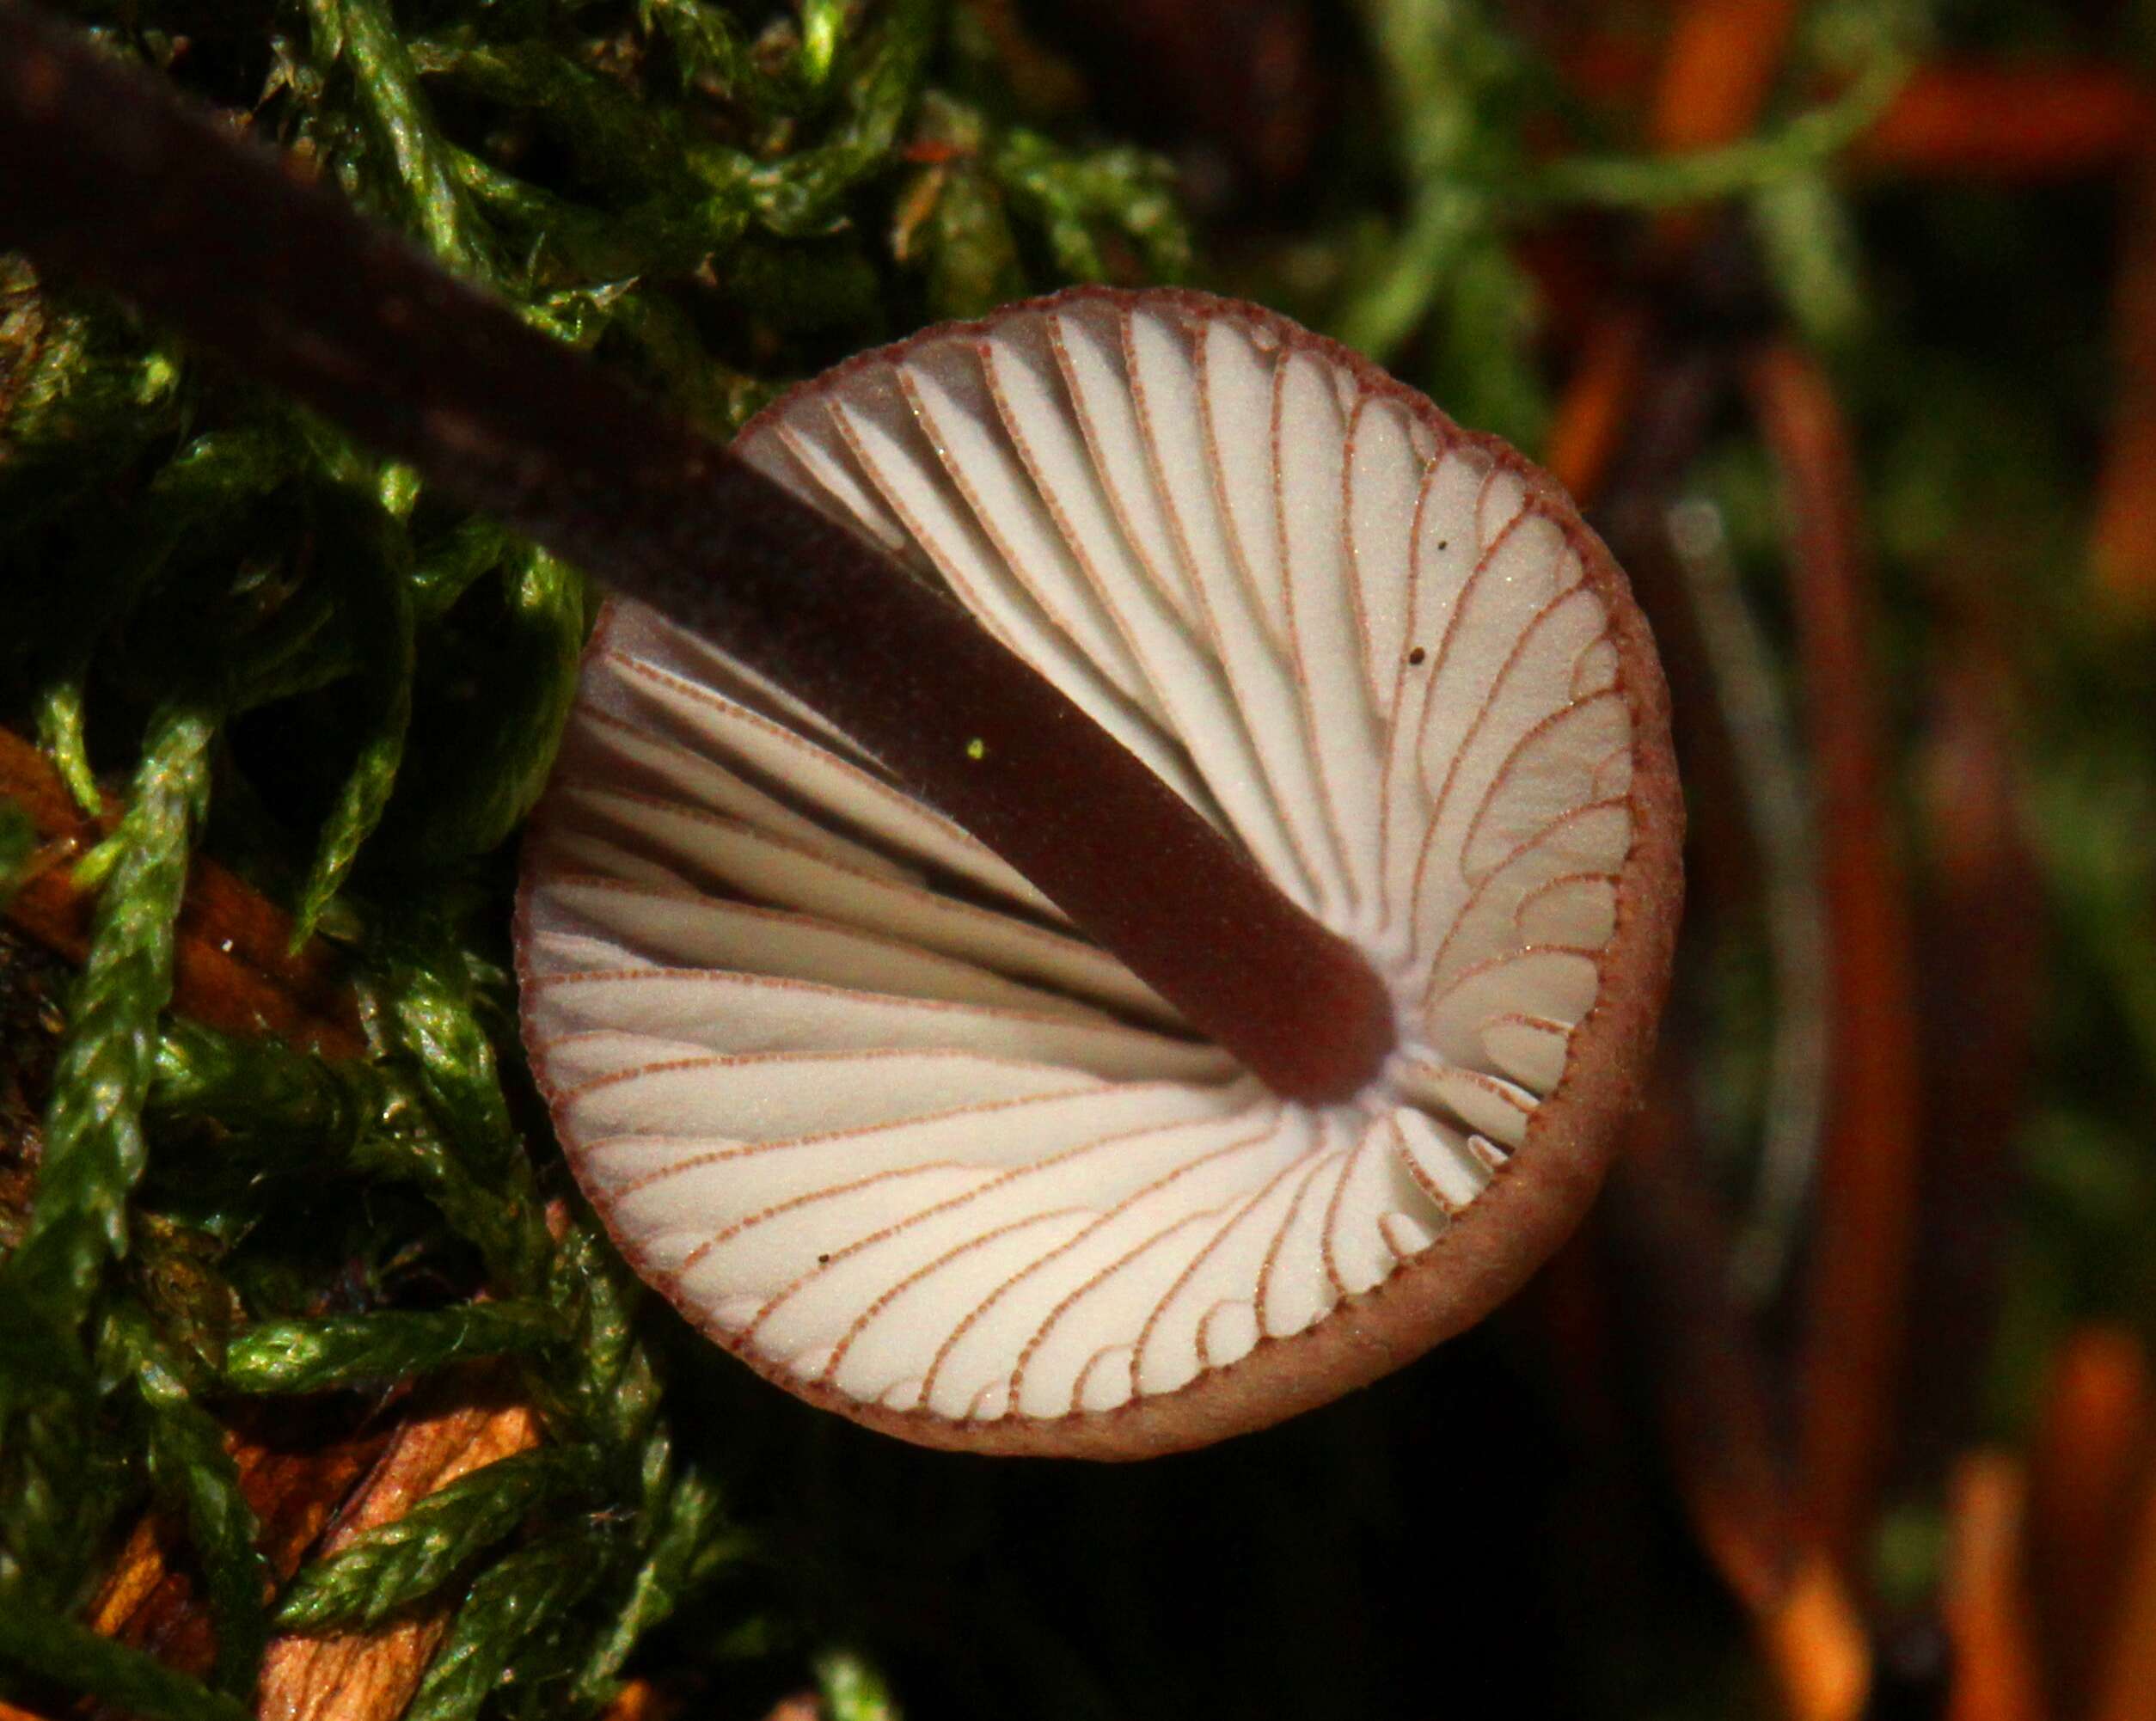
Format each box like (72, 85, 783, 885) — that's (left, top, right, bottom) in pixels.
(517, 286, 1681, 1458)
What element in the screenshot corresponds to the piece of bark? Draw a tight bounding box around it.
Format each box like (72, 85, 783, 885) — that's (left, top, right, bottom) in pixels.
(84, 1402, 401, 1708)
(0, 726, 364, 1058)
(254, 1371, 542, 1721)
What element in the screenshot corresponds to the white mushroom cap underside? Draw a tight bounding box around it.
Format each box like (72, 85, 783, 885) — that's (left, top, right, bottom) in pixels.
(521, 290, 1639, 1435)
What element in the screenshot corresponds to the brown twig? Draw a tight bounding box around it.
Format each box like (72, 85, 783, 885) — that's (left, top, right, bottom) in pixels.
(0, 726, 364, 1058)
(1746, 344, 1925, 1581)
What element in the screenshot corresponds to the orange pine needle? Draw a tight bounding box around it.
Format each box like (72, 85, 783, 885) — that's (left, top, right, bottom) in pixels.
(1645, 0, 1803, 257)
(0, 726, 364, 1057)
(1857, 64, 2154, 181)
(2027, 1329, 2153, 1716)
(2087, 1455, 2156, 1721)
(1646, 0, 1803, 157)
(1746, 345, 1925, 1578)
(603, 1677, 681, 1721)
(1896, 640, 2043, 1475)
(2093, 156, 2156, 613)
(1608, 1096, 1796, 1615)
(1942, 1453, 2050, 1721)
(1568, 46, 2154, 181)
(1757, 1551, 1873, 1721)
(1603, 1080, 1872, 1721)
(1547, 0, 1801, 496)
(1547, 308, 1649, 506)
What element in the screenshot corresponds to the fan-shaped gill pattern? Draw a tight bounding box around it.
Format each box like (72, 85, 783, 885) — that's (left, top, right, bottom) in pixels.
(519, 288, 1644, 1442)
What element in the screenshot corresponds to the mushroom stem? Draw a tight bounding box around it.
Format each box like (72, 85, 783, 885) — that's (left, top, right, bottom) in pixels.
(0, 3, 1397, 1102)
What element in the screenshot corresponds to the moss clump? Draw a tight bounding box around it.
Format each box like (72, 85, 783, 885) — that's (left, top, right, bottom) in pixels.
(0, 3, 1181, 1714)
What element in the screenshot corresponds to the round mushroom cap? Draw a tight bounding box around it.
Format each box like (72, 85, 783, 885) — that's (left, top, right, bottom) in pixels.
(517, 286, 1681, 1458)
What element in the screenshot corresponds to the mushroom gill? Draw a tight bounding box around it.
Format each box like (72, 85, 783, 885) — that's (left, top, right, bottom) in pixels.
(517, 286, 1681, 1457)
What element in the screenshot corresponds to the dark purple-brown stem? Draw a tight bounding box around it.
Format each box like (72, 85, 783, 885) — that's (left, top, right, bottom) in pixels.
(0, 2, 1396, 1102)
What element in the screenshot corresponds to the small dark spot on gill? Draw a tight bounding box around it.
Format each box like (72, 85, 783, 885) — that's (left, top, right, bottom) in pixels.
(1436, 540, 1449, 552)
(1406, 646, 1427, 666)
(817, 1253, 831, 1265)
